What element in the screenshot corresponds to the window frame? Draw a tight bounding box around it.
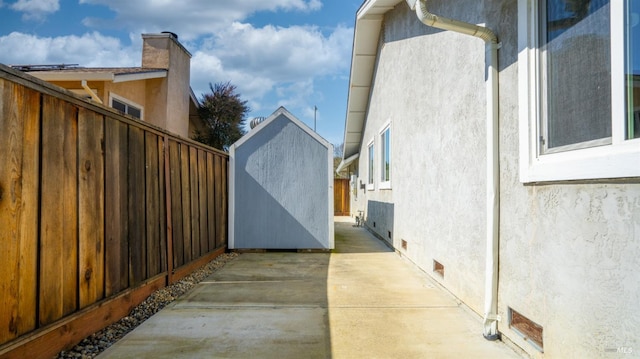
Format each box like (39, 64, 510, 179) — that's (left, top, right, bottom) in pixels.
(379, 120, 392, 190)
(109, 92, 144, 120)
(518, 0, 640, 183)
(367, 139, 375, 191)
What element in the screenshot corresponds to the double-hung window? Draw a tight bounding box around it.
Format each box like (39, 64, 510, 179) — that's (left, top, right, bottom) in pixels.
(519, 0, 640, 182)
(379, 123, 391, 189)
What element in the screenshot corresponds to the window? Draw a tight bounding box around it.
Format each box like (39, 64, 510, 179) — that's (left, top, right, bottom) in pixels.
(519, 0, 640, 182)
(110, 93, 143, 120)
(380, 123, 391, 189)
(367, 140, 374, 190)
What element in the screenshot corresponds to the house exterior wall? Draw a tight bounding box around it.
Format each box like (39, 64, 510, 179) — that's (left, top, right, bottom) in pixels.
(351, 0, 640, 357)
(231, 112, 333, 249)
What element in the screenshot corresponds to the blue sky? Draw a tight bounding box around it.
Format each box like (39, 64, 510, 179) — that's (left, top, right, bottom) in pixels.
(0, 0, 362, 145)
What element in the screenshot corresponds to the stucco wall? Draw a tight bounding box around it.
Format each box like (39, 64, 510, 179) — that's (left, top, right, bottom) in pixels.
(232, 113, 332, 249)
(354, 1, 487, 315)
(352, 0, 640, 357)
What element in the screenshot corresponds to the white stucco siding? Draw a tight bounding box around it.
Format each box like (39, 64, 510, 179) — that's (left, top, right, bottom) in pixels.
(355, 2, 488, 314)
(493, 0, 640, 357)
(350, 0, 640, 357)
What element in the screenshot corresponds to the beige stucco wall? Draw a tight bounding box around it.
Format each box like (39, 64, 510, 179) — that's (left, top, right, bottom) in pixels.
(142, 34, 191, 138)
(351, 1, 640, 357)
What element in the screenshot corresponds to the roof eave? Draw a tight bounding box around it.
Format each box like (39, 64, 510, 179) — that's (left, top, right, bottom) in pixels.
(342, 0, 404, 160)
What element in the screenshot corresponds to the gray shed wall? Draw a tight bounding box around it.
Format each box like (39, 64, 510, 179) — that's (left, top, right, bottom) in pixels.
(232, 114, 331, 249)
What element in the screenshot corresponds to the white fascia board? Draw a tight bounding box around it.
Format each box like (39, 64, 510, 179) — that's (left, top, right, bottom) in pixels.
(112, 70, 167, 83)
(342, 0, 403, 161)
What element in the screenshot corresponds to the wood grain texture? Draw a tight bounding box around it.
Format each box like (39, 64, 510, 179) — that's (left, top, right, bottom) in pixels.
(78, 108, 105, 309)
(179, 143, 192, 263)
(169, 140, 184, 268)
(145, 132, 161, 278)
(206, 152, 215, 251)
(158, 137, 167, 273)
(0, 80, 40, 343)
(104, 118, 129, 297)
(197, 149, 208, 255)
(39, 95, 78, 326)
(213, 155, 223, 249)
(189, 146, 200, 259)
(127, 126, 146, 285)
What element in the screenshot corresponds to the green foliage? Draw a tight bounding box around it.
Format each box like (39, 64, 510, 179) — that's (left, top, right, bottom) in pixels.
(193, 82, 249, 151)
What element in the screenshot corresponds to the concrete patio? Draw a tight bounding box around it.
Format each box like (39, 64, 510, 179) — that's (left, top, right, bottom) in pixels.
(98, 217, 523, 358)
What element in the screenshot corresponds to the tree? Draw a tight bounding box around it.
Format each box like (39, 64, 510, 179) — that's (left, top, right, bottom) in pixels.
(193, 82, 249, 151)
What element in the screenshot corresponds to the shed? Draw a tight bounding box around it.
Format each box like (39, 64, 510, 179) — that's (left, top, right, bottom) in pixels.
(229, 107, 334, 249)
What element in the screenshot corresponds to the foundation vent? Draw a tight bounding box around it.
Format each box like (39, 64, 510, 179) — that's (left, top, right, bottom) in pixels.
(388, 231, 392, 239)
(433, 260, 444, 278)
(509, 308, 544, 352)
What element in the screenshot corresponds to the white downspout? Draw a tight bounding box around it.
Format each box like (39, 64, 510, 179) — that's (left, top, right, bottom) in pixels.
(81, 80, 103, 104)
(411, 0, 501, 340)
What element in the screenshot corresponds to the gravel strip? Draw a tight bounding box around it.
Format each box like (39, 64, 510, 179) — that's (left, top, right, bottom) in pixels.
(56, 252, 239, 359)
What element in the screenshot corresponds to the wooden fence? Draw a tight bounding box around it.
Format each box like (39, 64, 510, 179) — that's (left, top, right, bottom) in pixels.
(0, 65, 228, 358)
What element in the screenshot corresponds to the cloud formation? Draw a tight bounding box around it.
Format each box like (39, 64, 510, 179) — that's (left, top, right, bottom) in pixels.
(10, 0, 59, 20)
(79, 0, 323, 40)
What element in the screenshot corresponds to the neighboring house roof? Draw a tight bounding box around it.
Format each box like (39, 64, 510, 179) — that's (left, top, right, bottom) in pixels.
(13, 66, 168, 83)
(343, 0, 404, 160)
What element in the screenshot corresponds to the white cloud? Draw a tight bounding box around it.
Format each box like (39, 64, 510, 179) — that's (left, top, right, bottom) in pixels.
(79, 0, 323, 40)
(10, 0, 59, 20)
(189, 23, 352, 116)
(0, 32, 137, 67)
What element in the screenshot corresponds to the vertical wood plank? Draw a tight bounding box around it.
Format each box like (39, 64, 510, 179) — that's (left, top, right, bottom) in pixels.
(221, 157, 228, 247)
(213, 155, 223, 249)
(78, 108, 105, 309)
(189, 146, 200, 259)
(206, 152, 215, 251)
(169, 141, 184, 268)
(104, 118, 129, 296)
(0, 80, 39, 343)
(197, 149, 208, 254)
(145, 132, 160, 277)
(40, 95, 78, 325)
(180, 143, 192, 263)
(128, 126, 146, 284)
(158, 136, 167, 273)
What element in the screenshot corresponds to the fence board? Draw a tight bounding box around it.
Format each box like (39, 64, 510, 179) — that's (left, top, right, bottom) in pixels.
(158, 137, 167, 273)
(221, 157, 228, 246)
(206, 153, 215, 250)
(180, 144, 192, 263)
(78, 109, 105, 309)
(128, 126, 146, 285)
(169, 141, 184, 268)
(214, 155, 223, 249)
(198, 149, 208, 254)
(189, 147, 200, 259)
(145, 132, 161, 277)
(39, 95, 78, 325)
(0, 81, 39, 342)
(104, 119, 129, 296)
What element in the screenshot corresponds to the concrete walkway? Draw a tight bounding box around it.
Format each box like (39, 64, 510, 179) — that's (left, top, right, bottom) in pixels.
(98, 217, 522, 358)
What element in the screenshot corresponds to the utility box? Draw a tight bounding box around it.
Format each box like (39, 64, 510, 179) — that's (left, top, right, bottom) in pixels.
(229, 107, 334, 249)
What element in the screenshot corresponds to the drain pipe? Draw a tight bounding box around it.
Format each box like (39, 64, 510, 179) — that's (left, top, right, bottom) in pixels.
(409, 0, 501, 341)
